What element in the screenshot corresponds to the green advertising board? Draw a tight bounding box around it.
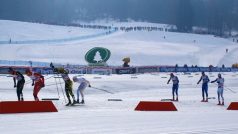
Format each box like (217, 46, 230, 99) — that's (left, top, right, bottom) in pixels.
(85, 47, 111, 66)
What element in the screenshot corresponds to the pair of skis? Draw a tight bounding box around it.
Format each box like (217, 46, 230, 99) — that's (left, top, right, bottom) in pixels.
(66, 102, 85, 106)
(161, 99, 179, 101)
(161, 97, 216, 101)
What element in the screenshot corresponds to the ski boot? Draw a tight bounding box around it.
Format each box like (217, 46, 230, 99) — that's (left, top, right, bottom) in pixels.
(221, 101, 224, 105)
(65, 102, 71, 106)
(81, 100, 85, 104)
(20, 94, 24, 101)
(172, 96, 175, 101)
(71, 100, 77, 106)
(76, 99, 80, 104)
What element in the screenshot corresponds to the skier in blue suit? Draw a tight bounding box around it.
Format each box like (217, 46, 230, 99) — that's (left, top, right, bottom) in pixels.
(167, 73, 179, 101)
(197, 71, 210, 102)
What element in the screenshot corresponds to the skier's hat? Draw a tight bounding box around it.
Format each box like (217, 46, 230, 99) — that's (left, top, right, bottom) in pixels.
(57, 67, 65, 73)
(122, 57, 130, 63)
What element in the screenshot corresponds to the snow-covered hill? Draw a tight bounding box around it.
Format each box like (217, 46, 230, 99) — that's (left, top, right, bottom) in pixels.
(0, 20, 237, 67)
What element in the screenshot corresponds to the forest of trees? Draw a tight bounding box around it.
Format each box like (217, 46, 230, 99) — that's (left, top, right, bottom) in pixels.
(0, 0, 238, 36)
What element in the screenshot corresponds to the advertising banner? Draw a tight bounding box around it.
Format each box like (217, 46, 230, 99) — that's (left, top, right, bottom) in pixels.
(137, 66, 159, 73)
(115, 68, 136, 74)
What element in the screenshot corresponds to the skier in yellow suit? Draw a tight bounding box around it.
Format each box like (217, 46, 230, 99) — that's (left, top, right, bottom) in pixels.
(52, 66, 76, 106)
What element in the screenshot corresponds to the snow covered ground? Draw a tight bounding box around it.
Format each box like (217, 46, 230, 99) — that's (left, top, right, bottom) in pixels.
(1, 72, 238, 134)
(1, 20, 238, 134)
(0, 20, 107, 41)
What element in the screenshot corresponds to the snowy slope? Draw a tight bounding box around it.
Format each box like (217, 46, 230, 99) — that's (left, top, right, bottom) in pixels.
(0, 20, 106, 41)
(0, 20, 238, 66)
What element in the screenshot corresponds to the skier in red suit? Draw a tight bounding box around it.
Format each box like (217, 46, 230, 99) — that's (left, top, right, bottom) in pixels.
(25, 69, 45, 101)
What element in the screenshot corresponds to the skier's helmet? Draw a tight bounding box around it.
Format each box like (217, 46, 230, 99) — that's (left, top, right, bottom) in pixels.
(73, 76, 78, 82)
(218, 73, 221, 78)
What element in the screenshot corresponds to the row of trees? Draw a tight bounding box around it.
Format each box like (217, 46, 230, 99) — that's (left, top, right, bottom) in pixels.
(0, 0, 238, 36)
(69, 23, 167, 32)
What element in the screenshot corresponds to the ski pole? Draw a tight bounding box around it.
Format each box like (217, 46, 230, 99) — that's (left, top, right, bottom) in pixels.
(57, 75, 67, 103)
(211, 83, 236, 94)
(25, 80, 34, 85)
(45, 82, 64, 87)
(224, 86, 236, 94)
(25, 79, 32, 84)
(53, 75, 61, 100)
(90, 86, 114, 94)
(50, 63, 66, 104)
(44, 75, 55, 81)
(24, 75, 54, 85)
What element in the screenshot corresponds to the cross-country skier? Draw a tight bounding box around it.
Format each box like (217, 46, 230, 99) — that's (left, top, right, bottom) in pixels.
(25, 69, 45, 101)
(8, 67, 25, 101)
(167, 73, 179, 101)
(53, 67, 77, 106)
(197, 71, 210, 102)
(73, 76, 91, 104)
(211, 73, 225, 105)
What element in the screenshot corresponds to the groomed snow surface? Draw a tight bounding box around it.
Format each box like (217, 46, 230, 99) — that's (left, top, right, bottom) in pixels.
(1, 72, 238, 134)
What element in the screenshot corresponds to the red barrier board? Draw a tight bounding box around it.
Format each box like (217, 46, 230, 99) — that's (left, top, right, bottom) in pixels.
(135, 101, 177, 111)
(227, 102, 238, 110)
(0, 101, 58, 114)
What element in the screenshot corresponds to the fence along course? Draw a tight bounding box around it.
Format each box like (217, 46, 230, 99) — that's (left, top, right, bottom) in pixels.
(1, 65, 238, 74)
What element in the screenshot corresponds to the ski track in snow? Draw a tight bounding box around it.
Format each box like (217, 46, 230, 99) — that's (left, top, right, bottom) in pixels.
(1, 73, 238, 134)
(218, 46, 238, 66)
